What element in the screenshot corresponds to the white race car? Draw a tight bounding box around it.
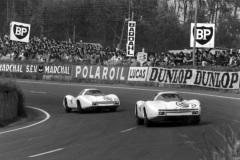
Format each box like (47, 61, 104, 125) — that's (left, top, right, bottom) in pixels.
(135, 91, 201, 127)
(63, 88, 120, 113)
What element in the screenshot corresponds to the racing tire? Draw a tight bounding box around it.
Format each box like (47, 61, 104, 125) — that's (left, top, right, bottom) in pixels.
(190, 116, 201, 125)
(109, 107, 117, 112)
(64, 98, 72, 113)
(77, 101, 84, 114)
(136, 107, 144, 125)
(144, 110, 152, 127)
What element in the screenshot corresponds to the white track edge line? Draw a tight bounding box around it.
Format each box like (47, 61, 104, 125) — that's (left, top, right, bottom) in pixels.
(29, 91, 47, 94)
(0, 106, 50, 135)
(121, 127, 137, 133)
(28, 148, 64, 158)
(17, 80, 240, 100)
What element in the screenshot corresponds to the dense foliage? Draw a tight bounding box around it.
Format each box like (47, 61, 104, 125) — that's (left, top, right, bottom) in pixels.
(1, 0, 240, 52)
(0, 78, 26, 126)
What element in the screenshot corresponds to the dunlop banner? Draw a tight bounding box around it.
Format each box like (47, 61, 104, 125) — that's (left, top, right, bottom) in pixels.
(147, 67, 240, 89)
(0, 63, 72, 75)
(128, 67, 148, 81)
(73, 65, 129, 81)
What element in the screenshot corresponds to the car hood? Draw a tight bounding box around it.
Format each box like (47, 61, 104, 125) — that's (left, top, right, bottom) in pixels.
(147, 101, 197, 110)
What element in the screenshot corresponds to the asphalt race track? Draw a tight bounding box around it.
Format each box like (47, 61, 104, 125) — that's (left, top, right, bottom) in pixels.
(1, 80, 240, 160)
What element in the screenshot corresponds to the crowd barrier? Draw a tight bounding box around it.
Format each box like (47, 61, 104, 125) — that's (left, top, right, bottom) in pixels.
(0, 62, 240, 92)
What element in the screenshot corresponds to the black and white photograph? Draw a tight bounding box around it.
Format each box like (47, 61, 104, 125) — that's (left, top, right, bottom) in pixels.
(0, 0, 240, 160)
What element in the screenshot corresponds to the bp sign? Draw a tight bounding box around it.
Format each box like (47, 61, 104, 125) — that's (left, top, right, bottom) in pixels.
(10, 21, 31, 43)
(190, 23, 215, 48)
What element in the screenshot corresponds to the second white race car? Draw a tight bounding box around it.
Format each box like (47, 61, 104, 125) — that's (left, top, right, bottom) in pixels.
(135, 91, 201, 127)
(63, 88, 120, 113)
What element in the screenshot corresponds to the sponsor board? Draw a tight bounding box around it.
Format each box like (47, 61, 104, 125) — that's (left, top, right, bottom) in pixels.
(193, 70, 240, 89)
(73, 66, 129, 81)
(10, 21, 31, 43)
(126, 21, 136, 57)
(0, 64, 71, 75)
(0, 64, 23, 73)
(190, 23, 215, 48)
(128, 67, 148, 81)
(44, 65, 71, 75)
(147, 67, 240, 89)
(137, 52, 147, 66)
(25, 65, 44, 73)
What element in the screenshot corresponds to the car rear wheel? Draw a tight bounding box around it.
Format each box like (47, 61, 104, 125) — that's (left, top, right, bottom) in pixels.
(136, 107, 144, 125)
(144, 110, 151, 127)
(64, 98, 72, 113)
(77, 101, 84, 114)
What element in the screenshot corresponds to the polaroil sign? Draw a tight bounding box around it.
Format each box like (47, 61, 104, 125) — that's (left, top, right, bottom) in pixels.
(74, 66, 129, 81)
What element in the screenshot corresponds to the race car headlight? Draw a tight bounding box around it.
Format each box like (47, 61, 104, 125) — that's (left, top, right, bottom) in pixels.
(159, 111, 165, 115)
(192, 111, 198, 114)
(92, 102, 97, 105)
(191, 104, 197, 108)
(114, 98, 119, 101)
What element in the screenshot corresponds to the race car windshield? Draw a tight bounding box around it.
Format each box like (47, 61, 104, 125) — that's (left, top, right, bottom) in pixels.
(85, 90, 104, 96)
(156, 94, 183, 101)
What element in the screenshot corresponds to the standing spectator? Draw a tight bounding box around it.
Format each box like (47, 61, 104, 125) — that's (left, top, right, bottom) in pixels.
(229, 53, 238, 67)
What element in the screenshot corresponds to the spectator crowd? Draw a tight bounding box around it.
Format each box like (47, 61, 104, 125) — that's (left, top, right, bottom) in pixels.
(0, 35, 240, 67)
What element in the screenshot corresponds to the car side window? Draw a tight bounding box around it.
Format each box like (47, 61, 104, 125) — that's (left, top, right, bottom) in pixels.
(84, 91, 91, 95)
(155, 95, 164, 101)
(78, 90, 85, 96)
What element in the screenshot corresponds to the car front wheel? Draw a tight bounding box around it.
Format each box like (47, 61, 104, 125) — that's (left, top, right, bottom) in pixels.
(77, 101, 84, 114)
(144, 110, 152, 127)
(136, 107, 144, 125)
(109, 107, 117, 112)
(190, 116, 201, 125)
(64, 98, 72, 113)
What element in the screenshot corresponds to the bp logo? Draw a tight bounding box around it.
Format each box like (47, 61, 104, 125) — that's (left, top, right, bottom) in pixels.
(193, 26, 213, 45)
(10, 21, 31, 43)
(190, 23, 215, 48)
(13, 24, 29, 39)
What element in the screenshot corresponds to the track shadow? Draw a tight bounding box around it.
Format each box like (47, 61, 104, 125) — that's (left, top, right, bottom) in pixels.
(70, 109, 125, 114)
(148, 120, 212, 128)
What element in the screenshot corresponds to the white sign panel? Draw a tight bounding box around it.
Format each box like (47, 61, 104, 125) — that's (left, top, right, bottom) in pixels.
(126, 21, 136, 57)
(190, 23, 215, 48)
(137, 52, 148, 66)
(128, 67, 148, 81)
(147, 67, 240, 89)
(10, 21, 31, 43)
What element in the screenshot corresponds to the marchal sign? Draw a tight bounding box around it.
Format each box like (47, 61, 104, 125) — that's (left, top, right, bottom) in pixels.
(190, 23, 215, 48)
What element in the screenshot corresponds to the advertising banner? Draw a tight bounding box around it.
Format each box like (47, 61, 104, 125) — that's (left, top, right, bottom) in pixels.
(190, 23, 215, 48)
(10, 21, 31, 43)
(128, 67, 148, 81)
(73, 65, 129, 81)
(44, 65, 71, 75)
(137, 52, 147, 66)
(126, 21, 136, 57)
(0, 63, 72, 75)
(0, 63, 24, 73)
(147, 67, 240, 89)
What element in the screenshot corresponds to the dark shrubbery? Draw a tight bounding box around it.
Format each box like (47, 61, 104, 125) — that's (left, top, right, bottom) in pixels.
(0, 79, 26, 127)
